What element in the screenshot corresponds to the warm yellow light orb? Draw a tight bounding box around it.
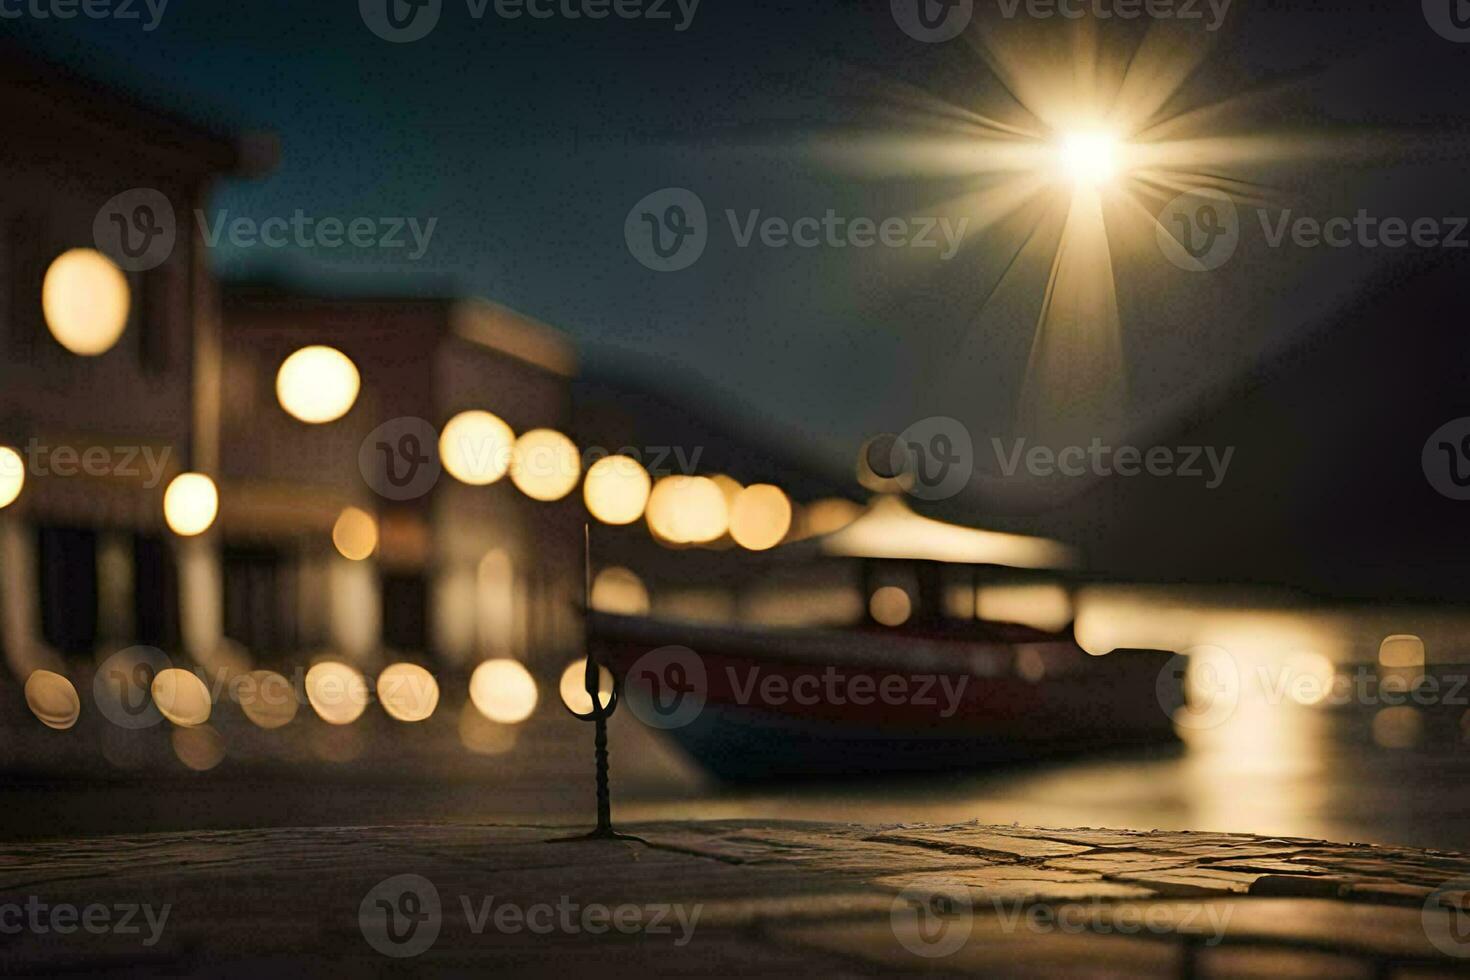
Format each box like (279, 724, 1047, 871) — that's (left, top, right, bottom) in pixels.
(440, 410, 514, 485)
(583, 455, 651, 525)
(645, 475, 729, 545)
(459, 702, 520, 756)
(151, 667, 212, 727)
(332, 506, 378, 561)
(0, 446, 25, 509)
(163, 473, 218, 536)
(172, 725, 225, 771)
(590, 566, 650, 616)
(25, 669, 80, 730)
(42, 248, 130, 356)
(870, 586, 913, 627)
(469, 658, 539, 724)
(729, 484, 792, 551)
(305, 661, 370, 725)
(275, 346, 360, 423)
(237, 670, 299, 729)
(797, 497, 861, 538)
(1058, 130, 1120, 187)
(510, 428, 581, 502)
(377, 662, 439, 722)
(559, 658, 613, 715)
(710, 474, 743, 510)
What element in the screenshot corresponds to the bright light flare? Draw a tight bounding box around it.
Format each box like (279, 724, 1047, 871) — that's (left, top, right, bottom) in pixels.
(1057, 129, 1121, 187)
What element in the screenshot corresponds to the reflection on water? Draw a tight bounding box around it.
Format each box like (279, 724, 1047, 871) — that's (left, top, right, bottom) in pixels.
(6, 588, 1470, 851)
(623, 696, 1470, 852)
(619, 637, 1470, 853)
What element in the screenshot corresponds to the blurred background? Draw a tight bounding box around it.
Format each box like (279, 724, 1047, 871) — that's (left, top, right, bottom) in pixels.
(3, 0, 1470, 853)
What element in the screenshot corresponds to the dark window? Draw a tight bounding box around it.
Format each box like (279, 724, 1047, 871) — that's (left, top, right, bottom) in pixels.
(38, 526, 99, 657)
(7, 213, 47, 359)
(223, 545, 298, 658)
(132, 533, 178, 649)
(136, 261, 171, 373)
(382, 572, 428, 653)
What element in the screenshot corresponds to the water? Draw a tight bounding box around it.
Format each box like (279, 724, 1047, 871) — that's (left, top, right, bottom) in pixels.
(4, 693, 1466, 852)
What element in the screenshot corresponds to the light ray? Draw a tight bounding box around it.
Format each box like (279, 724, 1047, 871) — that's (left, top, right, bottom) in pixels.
(809, 18, 1376, 445)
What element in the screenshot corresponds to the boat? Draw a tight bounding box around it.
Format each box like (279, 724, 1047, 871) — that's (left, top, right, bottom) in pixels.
(591, 610, 1182, 781)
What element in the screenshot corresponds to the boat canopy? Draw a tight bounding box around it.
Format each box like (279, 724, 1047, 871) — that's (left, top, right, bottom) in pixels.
(819, 495, 1076, 569)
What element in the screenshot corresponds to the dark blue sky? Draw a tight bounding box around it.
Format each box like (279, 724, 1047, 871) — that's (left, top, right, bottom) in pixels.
(11, 0, 1470, 507)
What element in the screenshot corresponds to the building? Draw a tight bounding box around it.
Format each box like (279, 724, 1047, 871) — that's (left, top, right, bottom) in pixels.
(219, 285, 582, 676)
(0, 50, 260, 681)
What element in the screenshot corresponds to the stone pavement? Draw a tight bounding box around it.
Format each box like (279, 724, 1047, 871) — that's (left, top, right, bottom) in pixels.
(3, 820, 1470, 976)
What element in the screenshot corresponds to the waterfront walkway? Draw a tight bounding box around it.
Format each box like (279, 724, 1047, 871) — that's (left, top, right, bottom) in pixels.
(3, 820, 1470, 976)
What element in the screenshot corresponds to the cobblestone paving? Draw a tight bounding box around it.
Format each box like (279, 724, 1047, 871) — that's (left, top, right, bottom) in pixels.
(3, 820, 1470, 976)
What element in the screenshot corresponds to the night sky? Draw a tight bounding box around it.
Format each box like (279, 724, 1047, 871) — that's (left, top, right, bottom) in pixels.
(10, 0, 1470, 508)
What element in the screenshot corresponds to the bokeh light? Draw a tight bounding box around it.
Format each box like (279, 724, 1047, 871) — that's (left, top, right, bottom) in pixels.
(332, 506, 378, 561)
(377, 662, 440, 722)
(729, 484, 792, 551)
(172, 724, 225, 771)
(869, 586, 912, 627)
(976, 583, 1073, 632)
(710, 474, 743, 511)
(1373, 706, 1423, 749)
(645, 475, 729, 545)
(25, 669, 80, 730)
(1057, 129, 1121, 187)
(163, 473, 218, 536)
(590, 566, 650, 616)
(1379, 634, 1425, 668)
(42, 248, 130, 355)
(151, 667, 212, 727)
(310, 724, 364, 763)
(469, 658, 538, 724)
(459, 701, 520, 756)
(236, 669, 299, 729)
(0, 446, 24, 509)
(305, 661, 370, 725)
(440, 410, 514, 485)
(1283, 651, 1335, 707)
(582, 454, 651, 525)
(275, 345, 360, 424)
(796, 498, 862, 539)
(559, 658, 613, 715)
(510, 428, 580, 501)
